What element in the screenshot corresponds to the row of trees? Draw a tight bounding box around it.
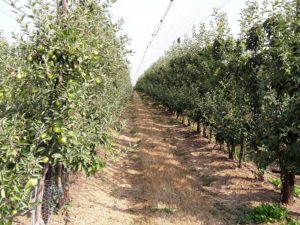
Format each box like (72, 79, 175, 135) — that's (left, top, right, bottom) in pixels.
(136, 0, 300, 205)
(0, 0, 132, 224)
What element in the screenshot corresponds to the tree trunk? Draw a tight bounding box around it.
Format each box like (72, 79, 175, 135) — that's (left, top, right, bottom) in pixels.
(281, 171, 295, 205)
(229, 144, 235, 160)
(34, 164, 49, 225)
(203, 125, 207, 137)
(238, 140, 244, 168)
(56, 164, 70, 207)
(209, 129, 212, 143)
(61, 0, 68, 13)
(196, 121, 201, 134)
(42, 165, 52, 224)
(187, 119, 191, 126)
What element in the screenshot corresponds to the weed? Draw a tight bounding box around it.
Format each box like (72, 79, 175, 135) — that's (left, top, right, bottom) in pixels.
(165, 127, 172, 134)
(169, 118, 179, 124)
(241, 203, 288, 224)
(270, 178, 282, 190)
(201, 175, 216, 186)
(286, 219, 300, 225)
(269, 178, 300, 198)
(295, 186, 300, 198)
(150, 207, 176, 215)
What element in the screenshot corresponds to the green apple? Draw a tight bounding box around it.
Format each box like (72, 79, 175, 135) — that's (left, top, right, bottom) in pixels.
(58, 136, 67, 144)
(37, 45, 44, 53)
(12, 210, 17, 216)
(27, 178, 38, 187)
(55, 100, 61, 107)
(95, 78, 102, 85)
(16, 73, 23, 80)
(93, 50, 99, 56)
(53, 126, 62, 134)
(47, 50, 54, 57)
(1, 189, 5, 198)
(13, 136, 20, 141)
(47, 74, 56, 80)
(42, 157, 49, 163)
(41, 133, 47, 139)
(30, 88, 37, 95)
(27, 55, 33, 62)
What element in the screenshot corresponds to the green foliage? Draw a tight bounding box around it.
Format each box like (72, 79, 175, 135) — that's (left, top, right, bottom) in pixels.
(136, 0, 300, 204)
(295, 186, 300, 198)
(243, 203, 288, 224)
(270, 178, 282, 190)
(150, 207, 176, 215)
(269, 178, 300, 198)
(286, 219, 300, 225)
(0, 0, 132, 223)
(201, 175, 216, 186)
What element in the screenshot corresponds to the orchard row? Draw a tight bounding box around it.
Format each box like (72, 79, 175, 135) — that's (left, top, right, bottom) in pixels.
(0, 0, 132, 224)
(136, 0, 300, 205)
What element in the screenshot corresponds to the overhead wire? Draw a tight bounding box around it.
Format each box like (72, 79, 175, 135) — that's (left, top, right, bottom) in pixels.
(133, 0, 175, 82)
(133, 0, 235, 83)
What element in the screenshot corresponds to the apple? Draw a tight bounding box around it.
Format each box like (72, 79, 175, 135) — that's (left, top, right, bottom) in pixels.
(38, 45, 44, 53)
(13, 136, 20, 141)
(27, 55, 33, 62)
(12, 210, 17, 216)
(53, 126, 62, 134)
(30, 88, 37, 95)
(42, 157, 49, 163)
(16, 73, 23, 80)
(55, 100, 61, 107)
(1, 189, 5, 198)
(95, 78, 102, 85)
(47, 50, 54, 57)
(58, 136, 67, 144)
(41, 133, 47, 139)
(27, 178, 38, 187)
(0, 92, 4, 99)
(93, 50, 99, 56)
(47, 74, 56, 80)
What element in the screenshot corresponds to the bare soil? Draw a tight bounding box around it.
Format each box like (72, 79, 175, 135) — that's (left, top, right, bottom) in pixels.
(15, 93, 300, 225)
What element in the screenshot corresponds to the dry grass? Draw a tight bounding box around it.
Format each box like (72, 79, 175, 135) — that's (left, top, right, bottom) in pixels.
(14, 93, 300, 225)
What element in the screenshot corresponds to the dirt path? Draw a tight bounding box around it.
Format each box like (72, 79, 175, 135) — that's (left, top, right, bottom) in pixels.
(15, 93, 300, 225)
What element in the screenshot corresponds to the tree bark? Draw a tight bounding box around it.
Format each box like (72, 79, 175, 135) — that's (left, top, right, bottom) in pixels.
(34, 164, 49, 225)
(281, 171, 295, 205)
(203, 125, 207, 137)
(208, 129, 212, 143)
(196, 121, 201, 134)
(229, 144, 235, 160)
(61, 0, 68, 13)
(238, 140, 244, 168)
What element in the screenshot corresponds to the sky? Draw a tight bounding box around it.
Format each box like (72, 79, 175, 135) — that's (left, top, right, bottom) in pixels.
(0, 0, 251, 85)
